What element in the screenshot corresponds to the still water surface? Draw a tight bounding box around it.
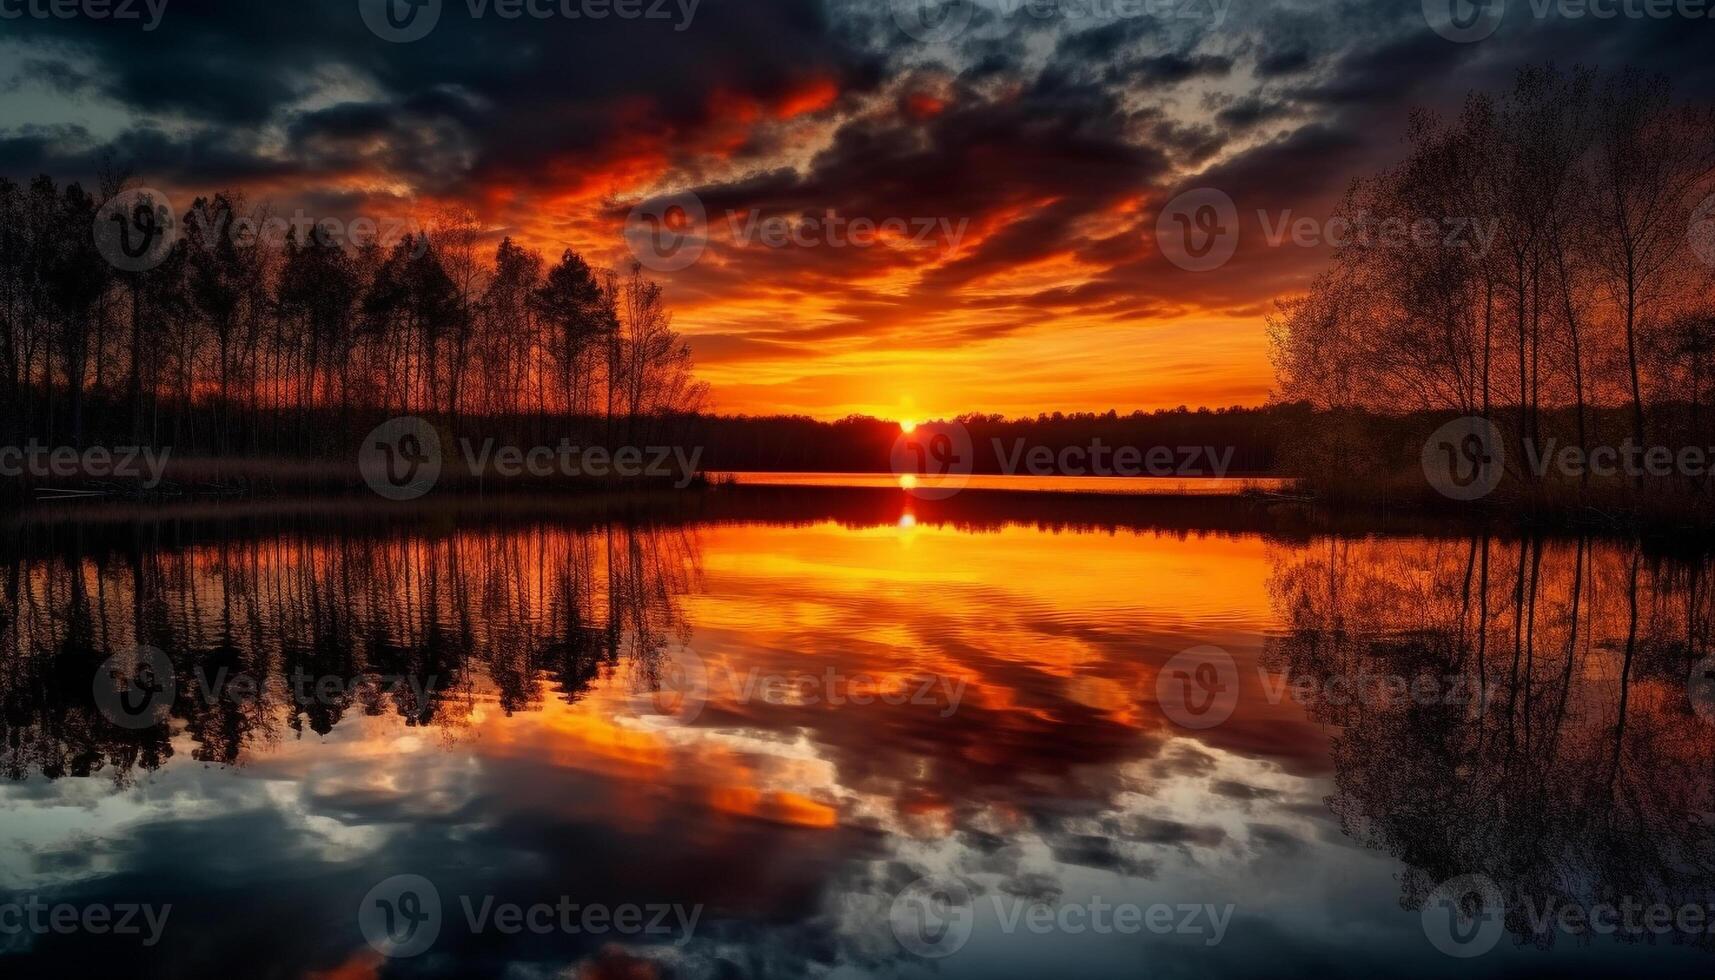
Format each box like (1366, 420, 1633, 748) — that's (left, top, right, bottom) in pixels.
(0, 488, 1711, 977)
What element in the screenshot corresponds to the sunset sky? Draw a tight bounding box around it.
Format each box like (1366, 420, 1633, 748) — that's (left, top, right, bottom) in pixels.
(4, 0, 1712, 419)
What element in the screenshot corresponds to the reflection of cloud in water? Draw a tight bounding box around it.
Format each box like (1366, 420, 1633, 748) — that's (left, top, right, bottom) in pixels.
(2, 512, 1713, 975)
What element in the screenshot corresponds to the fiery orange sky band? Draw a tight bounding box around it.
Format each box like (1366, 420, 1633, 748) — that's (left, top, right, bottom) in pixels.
(12, 1, 1698, 420)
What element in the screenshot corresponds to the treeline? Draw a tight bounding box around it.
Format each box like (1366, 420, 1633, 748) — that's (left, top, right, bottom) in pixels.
(689, 405, 1298, 474)
(0, 175, 707, 456)
(1271, 66, 1715, 497)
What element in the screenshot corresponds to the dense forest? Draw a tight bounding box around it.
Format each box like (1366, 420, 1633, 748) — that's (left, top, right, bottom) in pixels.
(0, 175, 706, 458)
(1270, 66, 1715, 508)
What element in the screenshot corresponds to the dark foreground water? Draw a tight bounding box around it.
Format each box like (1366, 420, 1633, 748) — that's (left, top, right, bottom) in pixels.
(1, 487, 1712, 978)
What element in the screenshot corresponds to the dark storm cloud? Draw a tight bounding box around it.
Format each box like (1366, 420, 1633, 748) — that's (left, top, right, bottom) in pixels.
(1, 0, 884, 187)
(4, 0, 1711, 349)
(1255, 46, 1312, 77)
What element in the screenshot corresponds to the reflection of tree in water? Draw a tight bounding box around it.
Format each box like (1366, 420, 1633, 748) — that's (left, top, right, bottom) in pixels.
(1267, 536, 1715, 949)
(0, 521, 700, 782)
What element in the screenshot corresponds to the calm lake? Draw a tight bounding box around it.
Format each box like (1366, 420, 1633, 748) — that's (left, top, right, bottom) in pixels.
(1, 485, 1711, 978)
